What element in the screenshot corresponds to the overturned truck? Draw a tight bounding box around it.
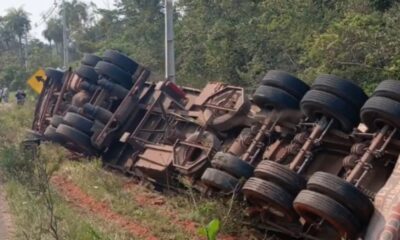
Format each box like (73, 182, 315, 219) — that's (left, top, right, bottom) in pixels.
(30, 50, 400, 240)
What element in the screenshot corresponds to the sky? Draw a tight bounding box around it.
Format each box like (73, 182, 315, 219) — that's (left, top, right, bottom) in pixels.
(0, 0, 115, 40)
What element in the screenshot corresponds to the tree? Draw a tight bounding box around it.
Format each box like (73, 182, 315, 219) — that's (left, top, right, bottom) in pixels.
(3, 8, 31, 65)
(43, 18, 63, 55)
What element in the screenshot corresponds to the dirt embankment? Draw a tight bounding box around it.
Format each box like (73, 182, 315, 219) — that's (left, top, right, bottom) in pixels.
(52, 174, 241, 240)
(51, 175, 159, 240)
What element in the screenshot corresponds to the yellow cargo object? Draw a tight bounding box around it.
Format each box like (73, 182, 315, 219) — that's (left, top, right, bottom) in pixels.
(27, 68, 47, 94)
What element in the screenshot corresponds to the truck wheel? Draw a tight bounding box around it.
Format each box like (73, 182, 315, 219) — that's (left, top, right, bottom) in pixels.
(95, 61, 132, 89)
(261, 70, 310, 100)
(44, 126, 65, 144)
(201, 168, 239, 193)
(76, 65, 99, 84)
(242, 177, 297, 222)
(307, 172, 373, 225)
(103, 50, 139, 75)
(211, 152, 254, 179)
(372, 80, 400, 102)
(50, 115, 64, 128)
(83, 104, 113, 124)
(254, 160, 306, 195)
(81, 53, 102, 67)
(360, 96, 400, 131)
(56, 124, 95, 155)
(253, 85, 299, 110)
(293, 190, 361, 239)
(45, 68, 64, 85)
(311, 74, 368, 110)
(300, 90, 359, 133)
(63, 112, 94, 135)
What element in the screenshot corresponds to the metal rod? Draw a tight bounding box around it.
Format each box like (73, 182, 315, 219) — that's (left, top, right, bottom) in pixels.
(289, 118, 327, 171)
(165, 0, 175, 82)
(53, 69, 72, 114)
(314, 119, 334, 144)
(62, 0, 69, 68)
(346, 125, 390, 183)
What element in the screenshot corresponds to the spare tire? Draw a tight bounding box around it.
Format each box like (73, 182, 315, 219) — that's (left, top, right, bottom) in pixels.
(103, 50, 139, 75)
(311, 74, 368, 110)
(253, 85, 299, 110)
(300, 90, 359, 133)
(261, 70, 310, 100)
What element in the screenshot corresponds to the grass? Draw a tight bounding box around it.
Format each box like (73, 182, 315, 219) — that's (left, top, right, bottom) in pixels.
(0, 100, 250, 240)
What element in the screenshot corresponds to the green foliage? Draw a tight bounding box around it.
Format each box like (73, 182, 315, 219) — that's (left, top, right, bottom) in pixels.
(198, 219, 221, 240)
(3, 0, 400, 91)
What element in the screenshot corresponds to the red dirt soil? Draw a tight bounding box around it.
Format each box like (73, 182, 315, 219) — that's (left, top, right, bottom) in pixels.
(51, 175, 158, 240)
(123, 181, 239, 240)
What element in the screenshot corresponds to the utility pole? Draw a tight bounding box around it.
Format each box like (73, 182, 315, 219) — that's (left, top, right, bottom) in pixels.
(165, 0, 176, 83)
(24, 34, 29, 70)
(62, 0, 69, 69)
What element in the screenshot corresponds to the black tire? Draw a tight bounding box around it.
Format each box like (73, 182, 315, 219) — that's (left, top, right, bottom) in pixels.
(98, 79, 129, 99)
(75, 65, 99, 84)
(253, 85, 299, 110)
(312, 74, 368, 110)
(50, 115, 64, 128)
(45, 68, 64, 84)
(63, 112, 94, 135)
(360, 96, 400, 131)
(44, 126, 65, 144)
(300, 90, 359, 133)
(254, 160, 306, 195)
(261, 70, 310, 100)
(373, 80, 400, 102)
(83, 103, 113, 124)
(211, 152, 254, 179)
(81, 53, 102, 67)
(103, 50, 139, 75)
(307, 172, 373, 225)
(56, 124, 95, 155)
(95, 61, 132, 89)
(293, 190, 362, 239)
(201, 168, 239, 193)
(242, 177, 296, 221)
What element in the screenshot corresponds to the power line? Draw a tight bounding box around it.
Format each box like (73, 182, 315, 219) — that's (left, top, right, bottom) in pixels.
(33, 0, 58, 29)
